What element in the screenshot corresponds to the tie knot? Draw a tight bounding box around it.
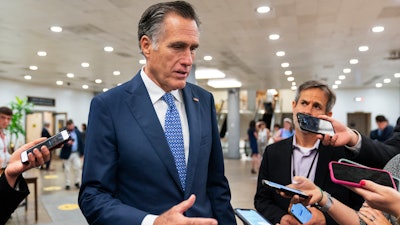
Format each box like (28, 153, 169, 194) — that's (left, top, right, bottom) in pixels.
(162, 93, 175, 108)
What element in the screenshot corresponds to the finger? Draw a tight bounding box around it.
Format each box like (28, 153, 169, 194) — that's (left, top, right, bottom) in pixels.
(174, 194, 196, 214)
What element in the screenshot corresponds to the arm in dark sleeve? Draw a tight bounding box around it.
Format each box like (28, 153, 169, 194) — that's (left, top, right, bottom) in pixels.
(0, 173, 29, 224)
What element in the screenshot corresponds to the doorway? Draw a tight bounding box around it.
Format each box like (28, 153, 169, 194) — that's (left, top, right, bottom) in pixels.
(347, 112, 371, 136)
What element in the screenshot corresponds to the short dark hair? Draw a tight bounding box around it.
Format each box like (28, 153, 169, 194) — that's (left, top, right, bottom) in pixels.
(137, 1, 200, 51)
(294, 80, 336, 113)
(66, 119, 74, 125)
(375, 115, 388, 122)
(0, 106, 12, 116)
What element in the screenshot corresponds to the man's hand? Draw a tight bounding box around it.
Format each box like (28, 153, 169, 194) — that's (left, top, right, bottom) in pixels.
(154, 195, 218, 225)
(315, 115, 359, 147)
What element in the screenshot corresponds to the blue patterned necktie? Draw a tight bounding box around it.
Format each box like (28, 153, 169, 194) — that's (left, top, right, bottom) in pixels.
(162, 93, 186, 191)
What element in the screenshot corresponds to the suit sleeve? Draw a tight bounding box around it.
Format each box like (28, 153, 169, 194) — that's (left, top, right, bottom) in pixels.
(353, 132, 400, 169)
(78, 96, 147, 225)
(0, 173, 29, 224)
(205, 94, 236, 224)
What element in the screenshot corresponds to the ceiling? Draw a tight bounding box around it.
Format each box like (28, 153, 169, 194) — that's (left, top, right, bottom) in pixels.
(1, 0, 400, 94)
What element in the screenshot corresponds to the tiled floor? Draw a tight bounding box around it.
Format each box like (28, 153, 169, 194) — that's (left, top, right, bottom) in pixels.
(7, 154, 257, 225)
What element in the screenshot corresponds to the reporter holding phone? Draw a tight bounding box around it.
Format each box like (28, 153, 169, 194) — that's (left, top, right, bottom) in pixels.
(287, 153, 400, 225)
(254, 80, 398, 225)
(0, 138, 51, 224)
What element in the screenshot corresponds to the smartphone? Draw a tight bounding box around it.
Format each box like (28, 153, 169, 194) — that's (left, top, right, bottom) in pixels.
(20, 130, 70, 164)
(262, 180, 309, 199)
(329, 161, 397, 189)
(297, 113, 335, 136)
(234, 208, 272, 225)
(289, 203, 312, 224)
(337, 159, 400, 191)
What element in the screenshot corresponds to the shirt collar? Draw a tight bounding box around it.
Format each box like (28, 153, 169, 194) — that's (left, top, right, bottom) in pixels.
(140, 68, 183, 104)
(292, 138, 320, 154)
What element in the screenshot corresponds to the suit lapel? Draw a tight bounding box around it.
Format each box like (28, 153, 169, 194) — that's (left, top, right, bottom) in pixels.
(314, 144, 335, 187)
(181, 86, 201, 194)
(123, 75, 183, 191)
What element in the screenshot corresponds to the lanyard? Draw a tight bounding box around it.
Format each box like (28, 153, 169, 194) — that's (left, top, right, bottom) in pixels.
(0, 131, 6, 154)
(291, 147, 319, 179)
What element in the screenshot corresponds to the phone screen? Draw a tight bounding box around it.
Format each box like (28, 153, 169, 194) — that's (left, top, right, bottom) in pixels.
(234, 208, 272, 225)
(289, 203, 312, 224)
(297, 113, 334, 136)
(330, 162, 396, 189)
(262, 180, 309, 199)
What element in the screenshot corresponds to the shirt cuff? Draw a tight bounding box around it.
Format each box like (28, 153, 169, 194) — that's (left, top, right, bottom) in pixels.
(344, 129, 362, 153)
(141, 214, 158, 225)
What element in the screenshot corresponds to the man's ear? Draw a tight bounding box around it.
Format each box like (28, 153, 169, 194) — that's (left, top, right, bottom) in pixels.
(140, 35, 151, 56)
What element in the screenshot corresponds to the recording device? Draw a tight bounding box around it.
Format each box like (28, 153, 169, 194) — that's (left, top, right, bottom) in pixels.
(337, 158, 400, 191)
(20, 130, 70, 164)
(262, 180, 309, 199)
(289, 203, 312, 224)
(329, 161, 397, 189)
(297, 113, 335, 136)
(234, 208, 272, 225)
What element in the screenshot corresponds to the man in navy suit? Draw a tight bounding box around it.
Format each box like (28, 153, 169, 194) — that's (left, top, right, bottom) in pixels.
(78, 1, 236, 225)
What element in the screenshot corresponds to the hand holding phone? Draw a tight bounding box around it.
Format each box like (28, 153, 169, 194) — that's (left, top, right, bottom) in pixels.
(329, 161, 397, 189)
(234, 208, 272, 225)
(289, 203, 312, 224)
(262, 180, 309, 199)
(297, 113, 335, 136)
(20, 130, 70, 164)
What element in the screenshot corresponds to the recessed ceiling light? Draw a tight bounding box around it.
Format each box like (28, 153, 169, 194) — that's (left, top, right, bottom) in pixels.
(332, 84, 338, 89)
(203, 55, 213, 61)
(29, 65, 38, 70)
(290, 86, 297, 91)
(276, 51, 285, 57)
(284, 70, 292, 76)
(56, 80, 63, 85)
(269, 34, 280, 40)
(207, 79, 242, 88)
(375, 83, 383, 88)
(104, 46, 114, 52)
(383, 78, 391, 83)
(81, 62, 90, 68)
(82, 84, 89, 89)
(113, 70, 121, 76)
(139, 59, 146, 65)
(349, 59, 358, 64)
(394, 73, 400, 78)
(291, 82, 296, 86)
(95, 79, 102, 84)
(338, 75, 346, 80)
(343, 68, 351, 73)
(372, 26, 384, 33)
(358, 46, 369, 52)
(287, 76, 294, 82)
(50, 26, 63, 33)
(66, 73, 74, 78)
(281, 62, 289, 68)
(24, 75, 32, 80)
(335, 80, 342, 85)
(256, 6, 271, 14)
(37, 51, 47, 56)
(195, 68, 225, 79)
(354, 97, 363, 102)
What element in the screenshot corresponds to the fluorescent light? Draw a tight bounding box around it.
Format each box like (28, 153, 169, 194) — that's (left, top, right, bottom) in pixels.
(349, 59, 358, 64)
(203, 55, 213, 61)
(281, 62, 289, 68)
(37, 51, 47, 56)
(256, 6, 271, 14)
(372, 26, 384, 33)
(343, 68, 351, 73)
(358, 46, 369, 52)
(269, 34, 280, 40)
(104, 46, 114, 52)
(95, 79, 102, 84)
(29, 65, 38, 70)
(335, 80, 342, 85)
(332, 85, 338, 89)
(276, 51, 285, 57)
(50, 26, 62, 32)
(383, 78, 391, 83)
(338, 75, 346, 80)
(24, 75, 32, 80)
(56, 80, 63, 85)
(195, 68, 225, 79)
(66, 73, 74, 78)
(354, 97, 363, 102)
(287, 76, 294, 82)
(394, 73, 400, 78)
(284, 70, 292, 76)
(82, 84, 89, 89)
(207, 79, 242, 88)
(113, 70, 121, 76)
(375, 83, 383, 88)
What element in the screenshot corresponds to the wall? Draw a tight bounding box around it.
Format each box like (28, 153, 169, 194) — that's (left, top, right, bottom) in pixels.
(0, 79, 94, 130)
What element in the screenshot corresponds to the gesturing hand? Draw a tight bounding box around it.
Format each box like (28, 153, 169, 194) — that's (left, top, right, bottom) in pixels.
(154, 194, 218, 225)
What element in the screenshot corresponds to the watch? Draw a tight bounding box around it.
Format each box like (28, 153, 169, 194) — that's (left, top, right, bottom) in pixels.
(316, 191, 333, 212)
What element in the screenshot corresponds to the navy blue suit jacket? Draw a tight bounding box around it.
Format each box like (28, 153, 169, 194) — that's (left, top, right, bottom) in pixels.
(78, 71, 236, 225)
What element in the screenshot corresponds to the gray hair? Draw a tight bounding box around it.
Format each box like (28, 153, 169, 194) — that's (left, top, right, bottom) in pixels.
(137, 1, 200, 52)
(294, 80, 336, 113)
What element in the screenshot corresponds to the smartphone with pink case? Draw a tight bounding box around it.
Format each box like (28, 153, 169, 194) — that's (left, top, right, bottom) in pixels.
(329, 161, 397, 189)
